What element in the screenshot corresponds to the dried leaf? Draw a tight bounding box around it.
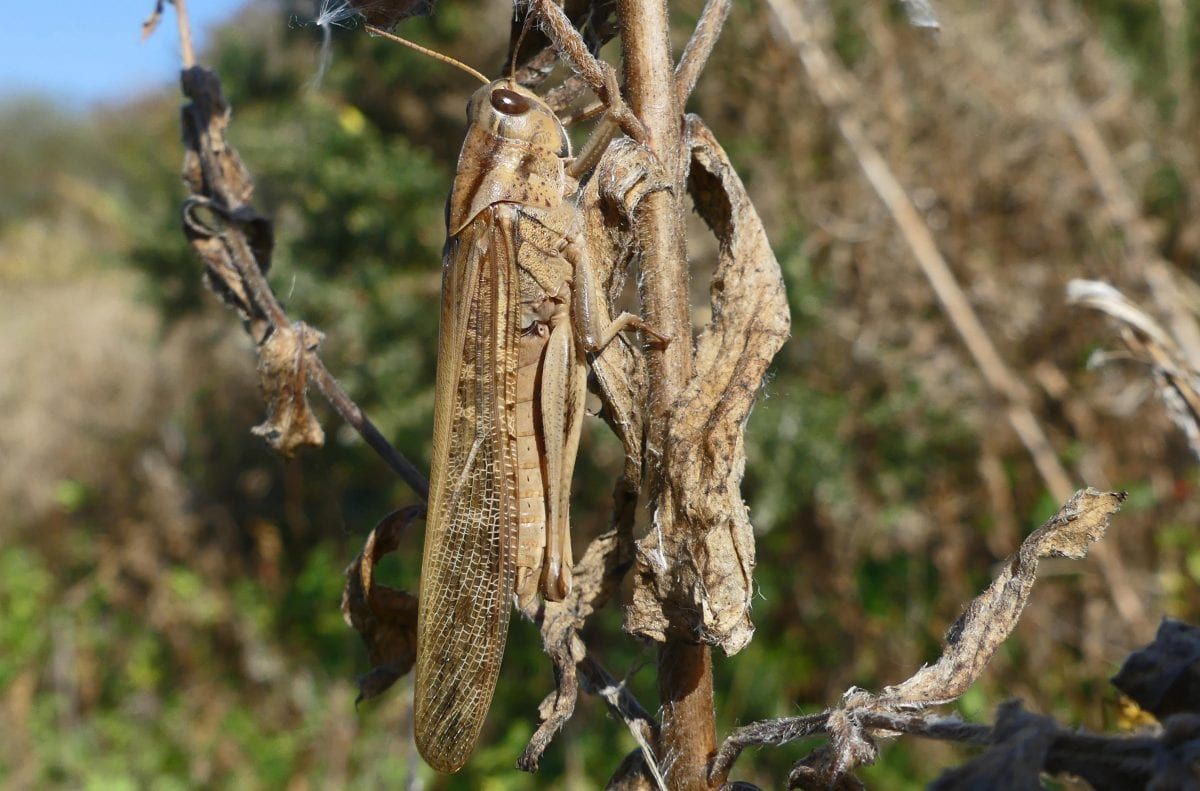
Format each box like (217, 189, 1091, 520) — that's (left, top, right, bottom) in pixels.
(709, 489, 1126, 784)
(184, 69, 320, 459)
(627, 116, 790, 654)
(180, 68, 277, 343)
(582, 136, 670, 485)
(251, 323, 326, 457)
(882, 488, 1125, 706)
(1113, 619, 1200, 720)
(342, 508, 422, 702)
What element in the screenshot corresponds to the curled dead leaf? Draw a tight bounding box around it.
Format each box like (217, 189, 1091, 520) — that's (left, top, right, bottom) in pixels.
(710, 489, 1126, 785)
(883, 488, 1125, 707)
(341, 507, 422, 703)
(251, 323, 326, 457)
(627, 116, 790, 654)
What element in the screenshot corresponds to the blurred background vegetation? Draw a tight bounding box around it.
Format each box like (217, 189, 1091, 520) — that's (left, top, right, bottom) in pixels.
(2, 0, 1200, 786)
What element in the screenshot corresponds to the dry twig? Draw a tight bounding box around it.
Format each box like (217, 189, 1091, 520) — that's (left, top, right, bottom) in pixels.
(709, 488, 1126, 787)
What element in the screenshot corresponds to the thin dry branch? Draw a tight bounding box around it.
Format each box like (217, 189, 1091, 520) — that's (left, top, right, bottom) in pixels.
(143, 0, 195, 68)
(510, 1, 619, 88)
(673, 0, 733, 105)
(709, 488, 1126, 787)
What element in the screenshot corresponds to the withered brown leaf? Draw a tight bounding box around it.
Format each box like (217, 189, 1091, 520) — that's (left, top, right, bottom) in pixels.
(251, 323, 326, 457)
(341, 507, 422, 703)
(627, 116, 790, 654)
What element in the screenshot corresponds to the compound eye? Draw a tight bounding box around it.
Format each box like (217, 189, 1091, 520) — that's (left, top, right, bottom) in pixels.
(490, 88, 531, 116)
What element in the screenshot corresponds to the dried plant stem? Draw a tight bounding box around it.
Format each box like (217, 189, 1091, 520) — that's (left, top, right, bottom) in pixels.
(567, 0, 730, 182)
(615, 0, 714, 787)
(173, 0, 196, 69)
(309, 366, 431, 501)
(673, 0, 732, 105)
(767, 0, 1147, 631)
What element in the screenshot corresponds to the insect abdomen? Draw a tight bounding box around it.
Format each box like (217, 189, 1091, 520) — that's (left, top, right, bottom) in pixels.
(514, 326, 549, 609)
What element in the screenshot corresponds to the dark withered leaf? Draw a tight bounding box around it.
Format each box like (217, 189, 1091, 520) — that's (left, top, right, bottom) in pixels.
(342, 507, 422, 703)
(1113, 619, 1200, 720)
(929, 701, 1056, 791)
(251, 323, 325, 457)
(349, 0, 435, 29)
(356, 664, 408, 705)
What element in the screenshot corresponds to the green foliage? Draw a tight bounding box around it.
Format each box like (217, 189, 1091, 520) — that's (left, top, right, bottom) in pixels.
(0, 548, 52, 689)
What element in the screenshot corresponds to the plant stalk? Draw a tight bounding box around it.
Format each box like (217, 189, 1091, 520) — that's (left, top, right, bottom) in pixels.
(617, 0, 715, 787)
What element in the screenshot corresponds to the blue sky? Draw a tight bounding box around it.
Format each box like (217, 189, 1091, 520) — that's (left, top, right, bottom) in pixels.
(0, 0, 253, 107)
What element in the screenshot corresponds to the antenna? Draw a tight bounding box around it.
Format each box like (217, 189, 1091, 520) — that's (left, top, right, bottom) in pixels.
(508, 14, 536, 84)
(364, 24, 489, 85)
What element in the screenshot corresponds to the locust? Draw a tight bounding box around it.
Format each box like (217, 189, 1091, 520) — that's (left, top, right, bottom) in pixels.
(376, 35, 667, 772)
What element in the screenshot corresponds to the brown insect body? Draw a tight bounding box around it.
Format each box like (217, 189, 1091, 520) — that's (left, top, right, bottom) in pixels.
(414, 79, 589, 773)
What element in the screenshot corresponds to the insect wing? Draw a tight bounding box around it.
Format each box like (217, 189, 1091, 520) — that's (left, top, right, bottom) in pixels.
(414, 208, 521, 772)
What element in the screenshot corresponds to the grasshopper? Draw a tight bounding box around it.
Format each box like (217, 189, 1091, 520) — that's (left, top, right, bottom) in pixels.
(383, 42, 667, 772)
